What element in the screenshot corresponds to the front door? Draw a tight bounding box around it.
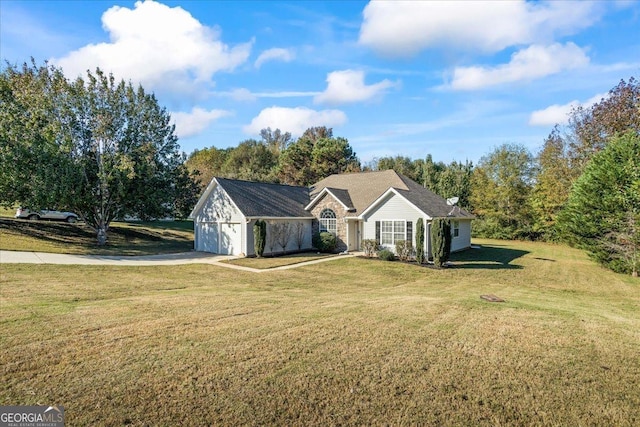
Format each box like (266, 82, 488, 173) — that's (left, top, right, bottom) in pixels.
(347, 220, 361, 251)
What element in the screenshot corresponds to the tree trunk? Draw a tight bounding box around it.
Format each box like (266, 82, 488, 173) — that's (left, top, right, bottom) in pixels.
(96, 226, 108, 246)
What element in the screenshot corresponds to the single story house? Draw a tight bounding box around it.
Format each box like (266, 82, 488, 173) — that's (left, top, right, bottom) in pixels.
(189, 170, 474, 257)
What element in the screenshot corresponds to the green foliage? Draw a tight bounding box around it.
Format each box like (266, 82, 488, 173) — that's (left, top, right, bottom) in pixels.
(253, 220, 267, 257)
(377, 249, 396, 261)
(277, 129, 361, 186)
(312, 231, 336, 253)
(361, 239, 379, 257)
(470, 144, 535, 240)
(221, 139, 278, 183)
(558, 131, 640, 276)
(431, 218, 452, 267)
(568, 77, 640, 171)
(185, 146, 231, 188)
(530, 126, 576, 241)
(0, 61, 195, 244)
(415, 218, 425, 264)
(374, 154, 473, 210)
(395, 240, 414, 262)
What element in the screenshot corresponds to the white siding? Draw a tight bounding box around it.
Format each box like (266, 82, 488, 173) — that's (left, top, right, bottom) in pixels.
(257, 219, 313, 256)
(195, 222, 218, 253)
(220, 223, 242, 255)
(194, 185, 244, 223)
(362, 193, 425, 251)
(451, 219, 472, 252)
(193, 184, 246, 255)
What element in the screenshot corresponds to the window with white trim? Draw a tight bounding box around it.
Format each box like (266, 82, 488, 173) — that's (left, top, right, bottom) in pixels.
(452, 220, 460, 238)
(319, 209, 337, 235)
(379, 220, 406, 246)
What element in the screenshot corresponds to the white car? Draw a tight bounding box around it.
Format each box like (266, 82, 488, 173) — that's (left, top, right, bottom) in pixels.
(15, 208, 79, 223)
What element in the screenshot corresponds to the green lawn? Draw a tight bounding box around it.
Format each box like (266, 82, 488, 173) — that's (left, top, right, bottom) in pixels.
(223, 252, 338, 269)
(1, 239, 639, 425)
(0, 218, 194, 255)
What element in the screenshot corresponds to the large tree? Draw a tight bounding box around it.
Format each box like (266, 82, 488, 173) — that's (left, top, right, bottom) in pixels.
(558, 131, 640, 276)
(277, 127, 360, 186)
(221, 139, 278, 182)
(470, 143, 535, 239)
(185, 146, 231, 188)
(0, 61, 194, 244)
(530, 126, 576, 240)
(568, 77, 639, 171)
(259, 127, 292, 154)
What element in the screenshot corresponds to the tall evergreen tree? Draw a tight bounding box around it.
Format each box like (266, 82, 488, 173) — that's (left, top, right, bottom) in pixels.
(431, 218, 451, 267)
(558, 131, 640, 276)
(415, 218, 425, 264)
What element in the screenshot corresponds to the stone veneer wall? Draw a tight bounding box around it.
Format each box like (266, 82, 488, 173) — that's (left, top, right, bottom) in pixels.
(309, 194, 348, 252)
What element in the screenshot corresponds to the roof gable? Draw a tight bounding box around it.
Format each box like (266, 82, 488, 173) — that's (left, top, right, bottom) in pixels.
(217, 178, 313, 218)
(191, 177, 313, 219)
(310, 170, 473, 219)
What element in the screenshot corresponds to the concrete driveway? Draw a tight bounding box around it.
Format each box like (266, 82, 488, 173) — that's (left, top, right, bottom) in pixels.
(0, 250, 354, 272)
(0, 250, 233, 266)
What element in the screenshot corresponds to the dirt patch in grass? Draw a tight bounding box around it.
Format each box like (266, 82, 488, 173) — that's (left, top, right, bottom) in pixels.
(0, 218, 193, 255)
(1, 240, 639, 425)
(222, 252, 338, 269)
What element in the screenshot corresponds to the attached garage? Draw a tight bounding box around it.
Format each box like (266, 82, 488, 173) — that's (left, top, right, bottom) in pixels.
(195, 222, 242, 255)
(195, 222, 218, 253)
(190, 177, 314, 257)
(219, 223, 242, 255)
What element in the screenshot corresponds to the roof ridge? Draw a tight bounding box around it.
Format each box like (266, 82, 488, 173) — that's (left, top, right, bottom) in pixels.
(216, 176, 307, 190)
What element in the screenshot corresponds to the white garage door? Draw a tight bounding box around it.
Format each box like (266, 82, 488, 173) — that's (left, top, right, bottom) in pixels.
(220, 223, 242, 255)
(196, 222, 218, 253)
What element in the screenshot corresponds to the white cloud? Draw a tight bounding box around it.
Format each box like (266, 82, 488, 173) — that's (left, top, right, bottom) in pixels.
(212, 88, 321, 101)
(449, 43, 590, 90)
(314, 70, 397, 105)
(254, 48, 294, 68)
(529, 93, 607, 126)
(359, 1, 601, 57)
(172, 107, 232, 138)
(243, 107, 347, 136)
(53, 0, 252, 93)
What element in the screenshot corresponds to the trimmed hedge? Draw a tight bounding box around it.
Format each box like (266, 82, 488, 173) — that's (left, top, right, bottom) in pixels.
(313, 232, 337, 253)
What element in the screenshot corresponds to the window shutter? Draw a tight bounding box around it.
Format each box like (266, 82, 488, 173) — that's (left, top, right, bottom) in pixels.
(375, 221, 380, 244)
(406, 221, 413, 244)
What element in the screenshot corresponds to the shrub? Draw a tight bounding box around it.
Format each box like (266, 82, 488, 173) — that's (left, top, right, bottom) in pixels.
(415, 218, 425, 264)
(377, 249, 395, 261)
(253, 220, 266, 257)
(361, 239, 378, 257)
(395, 240, 414, 262)
(313, 231, 337, 253)
(431, 218, 451, 267)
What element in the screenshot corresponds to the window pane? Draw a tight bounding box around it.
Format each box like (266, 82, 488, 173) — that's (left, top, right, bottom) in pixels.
(394, 221, 405, 243)
(381, 221, 393, 244)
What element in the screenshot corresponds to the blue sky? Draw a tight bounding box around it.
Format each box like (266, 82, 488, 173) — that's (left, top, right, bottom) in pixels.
(2, 0, 639, 165)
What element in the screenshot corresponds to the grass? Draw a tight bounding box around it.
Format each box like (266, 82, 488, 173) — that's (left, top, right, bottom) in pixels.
(0, 218, 194, 255)
(1, 239, 639, 425)
(223, 252, 337, 269)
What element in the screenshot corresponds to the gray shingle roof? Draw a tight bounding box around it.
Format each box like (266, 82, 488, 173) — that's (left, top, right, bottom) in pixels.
(310, 170, 473, 218)
(216, 178, 313, 218)
(324, 188, 355, 211)
(206, 171, 473, 220)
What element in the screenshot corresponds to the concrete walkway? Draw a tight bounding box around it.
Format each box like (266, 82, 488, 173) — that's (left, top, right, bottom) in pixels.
(0, 250, 354, 272)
